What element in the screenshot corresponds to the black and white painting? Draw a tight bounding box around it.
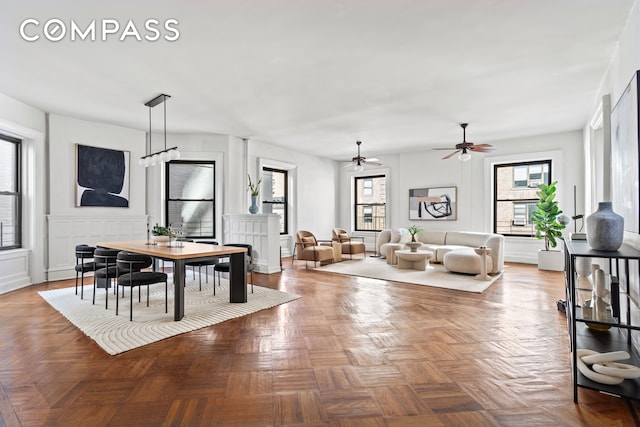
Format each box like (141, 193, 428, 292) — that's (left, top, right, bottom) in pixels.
(409, 186, 457, 220)
(76, 144, 130, 207)
(611, 70, 639, 233)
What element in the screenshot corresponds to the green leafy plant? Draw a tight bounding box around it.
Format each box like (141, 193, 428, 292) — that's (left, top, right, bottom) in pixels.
(531, 181, 565, 251)
(407, 225, 423, 242)
(152, 224, 175, 237)
(247, 174, 261, 196)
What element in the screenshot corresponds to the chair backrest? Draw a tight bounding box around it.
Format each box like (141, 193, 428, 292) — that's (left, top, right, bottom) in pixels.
(296, 230, 317, 248)
(332, 228, 350, 242)
(75, 244, 96, 261)
(116, 251, 153, 272)
(224, 243, 252, 266)
(94, 248, 119, 265)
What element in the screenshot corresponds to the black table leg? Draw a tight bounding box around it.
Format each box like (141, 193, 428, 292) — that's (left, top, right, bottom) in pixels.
(173, 259, 185, 320)
(229, 252, 247, 303)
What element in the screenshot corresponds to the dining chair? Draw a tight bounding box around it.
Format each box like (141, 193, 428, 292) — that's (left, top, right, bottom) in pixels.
(116, 251, 168, 321)
(92, 247, 120, 309)
(74, 244, 96, 299)
(185, 240, 219, 291)
(213, 243, 254, 294)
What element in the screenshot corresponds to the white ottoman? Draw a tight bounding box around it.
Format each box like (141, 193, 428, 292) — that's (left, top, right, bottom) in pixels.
(442, 248, 492, 275)
(386, 243, 404, 265)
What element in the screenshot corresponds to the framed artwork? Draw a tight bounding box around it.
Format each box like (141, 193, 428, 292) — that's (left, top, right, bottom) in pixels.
(75, 144, 130, 207)
(610, 70, 640, 233)
(409, 186, 457, 220)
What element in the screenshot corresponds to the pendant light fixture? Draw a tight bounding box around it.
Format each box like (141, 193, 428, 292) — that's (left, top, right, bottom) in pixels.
(138, 93, 180, 167)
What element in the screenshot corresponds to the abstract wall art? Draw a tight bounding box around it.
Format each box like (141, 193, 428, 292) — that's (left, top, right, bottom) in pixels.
(409, 186, 457, 220)
(75, 144, 130, 207)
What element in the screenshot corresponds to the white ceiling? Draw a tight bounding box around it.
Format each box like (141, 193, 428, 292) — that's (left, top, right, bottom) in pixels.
(0, 0, 635, 161)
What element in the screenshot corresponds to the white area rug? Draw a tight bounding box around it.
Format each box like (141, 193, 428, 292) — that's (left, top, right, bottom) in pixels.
(39, 278, 300, 355)
(315, 257, 502, 293)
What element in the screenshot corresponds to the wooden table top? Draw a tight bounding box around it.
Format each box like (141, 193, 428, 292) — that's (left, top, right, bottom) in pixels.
(96, 240, 247, 260)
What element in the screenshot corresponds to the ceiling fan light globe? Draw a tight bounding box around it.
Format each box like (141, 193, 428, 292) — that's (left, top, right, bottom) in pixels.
(459, 151, 472, 161)
(354, 164, 364, 172)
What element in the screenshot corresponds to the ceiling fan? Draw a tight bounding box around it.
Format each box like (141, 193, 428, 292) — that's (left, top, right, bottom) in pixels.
(344, 140, 381, 170)
(433, 123, 494, 160)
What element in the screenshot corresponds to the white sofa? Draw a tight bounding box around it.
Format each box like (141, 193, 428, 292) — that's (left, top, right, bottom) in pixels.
(376, 229, 504, 275)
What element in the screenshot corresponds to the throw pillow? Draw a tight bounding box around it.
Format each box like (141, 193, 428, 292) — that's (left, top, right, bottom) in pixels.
(390, 230, 401, 243)
(398, 228, 411, 244)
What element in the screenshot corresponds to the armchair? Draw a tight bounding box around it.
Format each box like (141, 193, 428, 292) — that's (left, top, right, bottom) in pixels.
(293, 230, 335, 268)
(332, 228, 366, 260)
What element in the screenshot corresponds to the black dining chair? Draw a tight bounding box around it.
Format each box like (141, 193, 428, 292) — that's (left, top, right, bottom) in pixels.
(116, 251, 168, 321)
(74, 244, 96, 299)
(185, 240, 220, 291)
(92, 248, 122, 309)
(213, 243, 254, 294)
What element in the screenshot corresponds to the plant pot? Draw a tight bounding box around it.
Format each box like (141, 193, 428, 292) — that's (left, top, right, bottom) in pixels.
(152, 235, 171, 246)
(406, 242, 422, 252)
(249, 194, 259, 214)
(538, 249, 564, 271)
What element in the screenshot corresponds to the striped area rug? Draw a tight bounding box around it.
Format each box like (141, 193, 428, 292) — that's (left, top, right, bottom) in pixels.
(39, 278, 300, 355)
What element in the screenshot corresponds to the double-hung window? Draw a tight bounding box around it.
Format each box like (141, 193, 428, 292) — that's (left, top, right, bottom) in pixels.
(261, 167, 288, 234)
(354, 175, 386, 231)
(165, 161, 215, 238)
(0, 134, 21, 250)
(494, 160, 551, 236)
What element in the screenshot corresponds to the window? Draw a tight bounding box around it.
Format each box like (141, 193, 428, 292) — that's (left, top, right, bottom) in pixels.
(165, 161, 215, 238)
(494, 160, 551, 236)
(355, 175, 385, 231)
(261, 167, 288, 234)
(0, 135, 21, 250)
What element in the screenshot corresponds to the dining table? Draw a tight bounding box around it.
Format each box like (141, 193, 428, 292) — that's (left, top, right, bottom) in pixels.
(96, 240, 248, 321)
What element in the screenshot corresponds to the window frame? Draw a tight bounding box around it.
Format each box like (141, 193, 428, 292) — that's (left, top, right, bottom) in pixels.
(164, 160, 216, 239)
(261, 166, 288, 235)
(354, 174, 386, 232)
(0, 134, 21, 250)
(493, 159, 551, 237)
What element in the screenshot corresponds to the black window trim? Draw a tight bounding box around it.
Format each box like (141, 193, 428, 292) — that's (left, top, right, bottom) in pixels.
(354, 174, 386, 232)
(493, 159, 552, 237)
(261, 166, 288, 235)
(0, 133, 22, 250)
(164, 160, 216, 239)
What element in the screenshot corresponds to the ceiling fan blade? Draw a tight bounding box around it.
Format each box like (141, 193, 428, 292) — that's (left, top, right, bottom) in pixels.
(365, 157, 380, 163)
(364, 160, 382, 166)
(472, 143, 493, 148)
(469, 146, 494, 153)
(343, 162, 355, 168)
(442, 150, 461, 160)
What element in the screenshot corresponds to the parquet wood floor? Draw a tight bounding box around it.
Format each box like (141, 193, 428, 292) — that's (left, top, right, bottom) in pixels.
(1, 260, 639, 426)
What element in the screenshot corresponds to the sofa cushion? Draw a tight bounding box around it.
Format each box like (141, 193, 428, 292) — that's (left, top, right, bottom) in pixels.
(417, 231, 447, 245)
(445, 231, 489, 247)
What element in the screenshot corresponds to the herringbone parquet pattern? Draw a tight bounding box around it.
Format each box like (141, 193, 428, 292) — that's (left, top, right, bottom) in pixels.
(0, 260, 639, 426)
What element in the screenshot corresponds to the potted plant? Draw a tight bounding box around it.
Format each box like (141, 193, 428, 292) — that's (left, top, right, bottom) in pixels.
(406, 225, 423, 252)
(247, 174, 261, 214)
(151, 223, 175, 245)
(531, 181, 566, 270)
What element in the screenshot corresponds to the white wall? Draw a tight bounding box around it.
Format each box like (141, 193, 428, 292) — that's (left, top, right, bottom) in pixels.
(338, 130, 583, 263)
(591, 0, 640, 249)
(249, 139, 339, 254)
(46, 114, 148, 280)
(0, 93, 46, 293)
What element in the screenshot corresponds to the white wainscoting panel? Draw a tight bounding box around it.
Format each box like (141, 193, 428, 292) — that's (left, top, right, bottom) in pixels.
(47, 214, 148, 281)
(223, 213, 281, 274)
(0, 249, 30, 294)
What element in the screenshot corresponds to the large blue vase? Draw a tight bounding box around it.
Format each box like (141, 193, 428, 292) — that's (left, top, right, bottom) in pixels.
(249, 194, 259, 214)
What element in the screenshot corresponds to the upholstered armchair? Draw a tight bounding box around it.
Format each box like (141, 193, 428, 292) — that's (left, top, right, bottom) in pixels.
(332, 228, 366, 259)
(293, 230, 334, 268)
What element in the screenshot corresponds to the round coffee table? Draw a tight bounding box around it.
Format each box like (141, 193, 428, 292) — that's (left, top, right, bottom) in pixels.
(395, 250, 432, 270)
